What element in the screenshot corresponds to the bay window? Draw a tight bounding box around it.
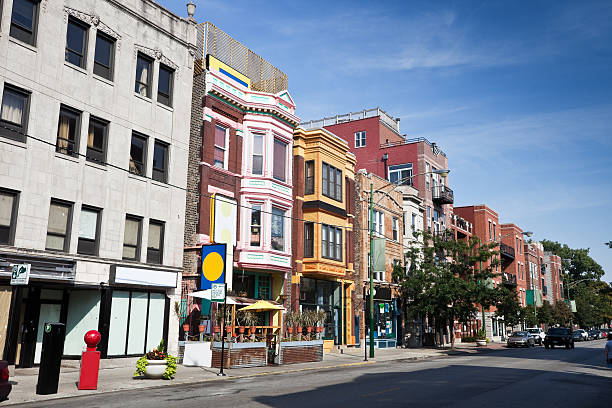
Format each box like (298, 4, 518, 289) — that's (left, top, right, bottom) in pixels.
(271, 207, 285, 251)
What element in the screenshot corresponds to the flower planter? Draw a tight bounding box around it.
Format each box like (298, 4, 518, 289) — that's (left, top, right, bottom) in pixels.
(145, 359, 167, 379)
(213, 326, 220, 334)
(238, 326, 246, 334)
(296, 326, 303, 334)
(287, 327, 294, 334)
(182, 324, 190, 333)
(476, 340, 487, 347)
(249, 327, 256, 335)
(198, 324, 206, 333)
(306, 326, 313, 333)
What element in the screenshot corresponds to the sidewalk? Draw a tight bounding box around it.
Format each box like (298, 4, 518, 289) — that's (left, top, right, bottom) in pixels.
(2, 342, 500, 406)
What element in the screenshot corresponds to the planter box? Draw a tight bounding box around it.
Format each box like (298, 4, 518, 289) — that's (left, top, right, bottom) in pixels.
(211, 342, 267, 368)
(279, 340, 323, 365)
(183, 341, 212, 367)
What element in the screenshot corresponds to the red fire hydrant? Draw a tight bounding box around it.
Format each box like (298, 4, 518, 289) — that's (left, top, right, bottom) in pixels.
(78, 330, 101, 390)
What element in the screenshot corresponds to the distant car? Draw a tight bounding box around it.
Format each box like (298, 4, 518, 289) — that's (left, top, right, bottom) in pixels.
(601, 329, 611, 339)
(0, 360, 11, 402)
(526, 328, 545, 345)
(572, 331, 583, 341)
(545, 327, 574, 349)
(507, 331, 536, 348)
(589, 329, 602, 340)
(573, 329, 588, 341)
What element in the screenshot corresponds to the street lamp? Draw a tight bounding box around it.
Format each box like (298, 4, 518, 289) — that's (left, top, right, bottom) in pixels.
(366, 168, 450, 358)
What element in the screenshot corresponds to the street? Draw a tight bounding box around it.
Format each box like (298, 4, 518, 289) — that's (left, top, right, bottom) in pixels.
(10, 340, 612, 408)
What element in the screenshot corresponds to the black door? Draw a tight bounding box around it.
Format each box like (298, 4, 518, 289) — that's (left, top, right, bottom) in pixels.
(18, 288, 41, 368)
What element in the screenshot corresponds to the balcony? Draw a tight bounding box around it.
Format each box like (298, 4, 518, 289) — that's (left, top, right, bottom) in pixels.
(502, 273, 517, 286)
(499, 242, 515, 260)
(432, 185, 454, 205)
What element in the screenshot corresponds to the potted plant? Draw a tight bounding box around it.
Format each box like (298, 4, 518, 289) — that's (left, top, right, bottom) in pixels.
(212, 309, 223, 336)
(304, 311, 316, 335)
(242, 311, 258, 339)
(295, 312, 304, 340)
(134, 339, 177, 380)
(316, 310, 327, 338)
(182, 322, 190, 333)
(285, 311, 295, 336)
(475, 328, 487, 346)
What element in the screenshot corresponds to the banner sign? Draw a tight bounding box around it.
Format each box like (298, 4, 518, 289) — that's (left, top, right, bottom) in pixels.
(201, 243, 226, 290)
(211, 283, 226, 303)
(11, 264, 30, 285)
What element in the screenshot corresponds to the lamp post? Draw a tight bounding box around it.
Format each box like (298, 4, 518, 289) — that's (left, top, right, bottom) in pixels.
(366, 168, 450, 358)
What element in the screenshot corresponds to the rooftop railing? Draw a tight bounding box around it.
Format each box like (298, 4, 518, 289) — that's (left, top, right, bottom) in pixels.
(300, 108, 400, 133)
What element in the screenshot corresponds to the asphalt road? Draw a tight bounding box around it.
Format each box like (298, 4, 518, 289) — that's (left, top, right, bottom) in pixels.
(12, 340, 612, 408)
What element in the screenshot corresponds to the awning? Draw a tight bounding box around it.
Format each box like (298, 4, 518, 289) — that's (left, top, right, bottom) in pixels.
(239, 300, 285, 312)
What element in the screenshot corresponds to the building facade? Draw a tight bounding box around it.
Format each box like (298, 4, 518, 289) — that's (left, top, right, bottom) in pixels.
(0, 0, 196, 364)
(292, 127, 356, 347)
(354, 171, 404, 348)
(500, 223, 527, 310)
(542, 252, 563, 303)
(183, 22, 298, 334)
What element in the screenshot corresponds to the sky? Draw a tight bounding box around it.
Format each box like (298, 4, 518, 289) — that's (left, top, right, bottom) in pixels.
(160, 0, 612, 282)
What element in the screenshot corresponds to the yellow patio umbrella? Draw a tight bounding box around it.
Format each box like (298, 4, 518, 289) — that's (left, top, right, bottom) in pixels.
(238, 300, 284, 312)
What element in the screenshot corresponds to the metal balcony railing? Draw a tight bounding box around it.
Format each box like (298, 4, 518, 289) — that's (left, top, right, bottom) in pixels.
(502, 273, 517, 285)
(499, 242, 515, 260)
(432, 185, 454, 204)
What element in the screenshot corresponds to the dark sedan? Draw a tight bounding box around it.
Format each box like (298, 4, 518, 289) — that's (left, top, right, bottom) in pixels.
(507, 331, 536, 348)
(0, 360, 11, 402)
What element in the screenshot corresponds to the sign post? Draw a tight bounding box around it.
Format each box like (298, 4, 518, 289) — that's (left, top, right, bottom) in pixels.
(216, 283, 227, 377)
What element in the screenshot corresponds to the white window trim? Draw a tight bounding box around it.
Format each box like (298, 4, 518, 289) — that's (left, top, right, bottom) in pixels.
(214, 124, 229, 170)
(248, 202, 263, 248)
(354, 131, 366, 148)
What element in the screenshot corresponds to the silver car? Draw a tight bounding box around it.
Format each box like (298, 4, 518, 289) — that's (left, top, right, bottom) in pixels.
(507, 331, 536, 348)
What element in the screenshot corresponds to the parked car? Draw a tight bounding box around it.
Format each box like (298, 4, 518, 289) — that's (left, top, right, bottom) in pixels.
(544, 327, 574, 349)
(0, 360, 11, 402)
(589, 329, 602, 340)
(573, 329, 588, 341)
(601, 329, 611, 339)
(507, 331, 536, 348)
(526, 328, 545, 345)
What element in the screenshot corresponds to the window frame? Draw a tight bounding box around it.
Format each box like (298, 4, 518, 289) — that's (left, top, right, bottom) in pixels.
(388, 163, 413, 186)
(157, 64, 174, 107)
(272, 138, 287, 182)
(213, 124, 228, 169)
(251, 132, 264, 175)
(55, 105, 81, 157)
(270, 206, 286, 252)
(152, 139, 169, 183)
(322, 162, 342, 202)
(0, 84, 30, 143)
(65, 17, 89, 69)
(0, 188, 20, 246)
(392, 217, 399, 241)
(305, 160, 314, 195)
(93, 31, 116, 81)
(86, 116, 108, 165)
(129, 132, 148, 177)
(9, 0, 39, 46)
(354, 131, 366, 148)
(77, 205, 101, 256)
(303, 222, 314, 258)
(45, 199, 73, 253)
(134, 52, 153, 98)
(147, 219, 164, 264)
(249, 203, 262, 248)
(122, 215, 142, 261)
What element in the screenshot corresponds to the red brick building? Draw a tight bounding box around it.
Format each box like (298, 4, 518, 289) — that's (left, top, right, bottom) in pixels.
(500, 224, 527, 309)
(543, 252, 563, 303)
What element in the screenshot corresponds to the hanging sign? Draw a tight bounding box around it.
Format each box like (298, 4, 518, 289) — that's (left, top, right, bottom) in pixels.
(211, 283, 226, 303)
(11, 264, 30, 285)
(200, 243, 226, 290)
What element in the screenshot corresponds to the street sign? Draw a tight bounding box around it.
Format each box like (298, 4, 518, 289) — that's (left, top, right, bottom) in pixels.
(11, 263, 30, 285)
(211, 283, 225, 303)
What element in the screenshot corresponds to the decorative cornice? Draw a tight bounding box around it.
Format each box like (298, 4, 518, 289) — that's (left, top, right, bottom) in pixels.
(134, 44, 179, 72)
(64, 7, 122, 50)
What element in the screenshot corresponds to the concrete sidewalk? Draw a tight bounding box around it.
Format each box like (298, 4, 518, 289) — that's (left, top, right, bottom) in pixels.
(2, 342, 501, 406)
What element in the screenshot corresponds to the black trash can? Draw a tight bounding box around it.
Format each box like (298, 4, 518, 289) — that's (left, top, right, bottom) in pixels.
(36, 322, 66, 395)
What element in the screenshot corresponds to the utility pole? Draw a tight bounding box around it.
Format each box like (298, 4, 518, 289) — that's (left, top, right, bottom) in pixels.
(369, 182, 375, 359)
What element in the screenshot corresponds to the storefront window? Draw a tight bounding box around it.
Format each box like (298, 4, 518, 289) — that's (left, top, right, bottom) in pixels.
(299, 278, 342, 344)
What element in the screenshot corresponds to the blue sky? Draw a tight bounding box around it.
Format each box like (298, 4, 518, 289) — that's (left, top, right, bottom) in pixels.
(161, 0, 612, 282)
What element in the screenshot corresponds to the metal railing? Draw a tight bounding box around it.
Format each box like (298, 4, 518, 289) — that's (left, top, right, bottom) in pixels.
(502, 273, 517, 285)
(499, 242, 515, 259)
(432, 185, 454, 204)
(300, 108, 400, 133)
(196, 22, 288, 94)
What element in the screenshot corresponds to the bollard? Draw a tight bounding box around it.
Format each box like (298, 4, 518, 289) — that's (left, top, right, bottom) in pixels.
(78, 330, 101, 390)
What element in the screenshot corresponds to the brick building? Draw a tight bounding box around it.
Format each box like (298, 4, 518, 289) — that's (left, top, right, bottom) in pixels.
(542, 252, 563, 303)
(292, 127, 356, 348)
(354, 171, 404, 349)
(500, 224, 527, 310)
(183, 23, 299, 336)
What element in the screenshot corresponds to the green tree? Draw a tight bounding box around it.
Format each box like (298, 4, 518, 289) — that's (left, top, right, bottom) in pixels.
(538, 301, 554, 326)
(395, 230, 505, 349)
(495, 287, 522, 328)
(551, 301, 573, 326)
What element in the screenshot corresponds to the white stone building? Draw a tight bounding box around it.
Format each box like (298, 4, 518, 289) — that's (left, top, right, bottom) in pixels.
(0, 0, 196, 365)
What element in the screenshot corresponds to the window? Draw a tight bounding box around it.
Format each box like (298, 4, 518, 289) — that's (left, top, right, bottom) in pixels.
(147, 220, 164, 264)
(411, 213, 417, 232)
(425, 163, 431, 191)
(488, 220, 492, 240)
(65, 18, 88, 68)
(129, 133, 147, 176)
(123, 216, 141, 260)
(304, 222, 314, 258)
(56, 106, 81, 157)
(389, 163, 413, 185)
(271, 207, 285, 251)
(252, 133, 264, 175)
(135, 53, 153, 97)
(0, 189, 19, 245)
(94, 32, 115, 80)
(77, 206, 100, 255)
(392, 217, 399, 241)
(354, 131, 366, 148)
(213, 124, 227, 168)
(322, 224, 342, 261)
(322, 163, 342, 201)
(157, 64, 174, 107)
(305, 160, 314, 195)
(493, 223, 496, 239)
(10, 0, 38, 46)
(46, 200, 72, 252)
(152, 140, 168, 183)
(250, 205, 261, 247)
(273, 138, 287, 182)
(0, 84, 30, 142)
(372, 210, 384, 235)
(86, 117, 108, 164)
